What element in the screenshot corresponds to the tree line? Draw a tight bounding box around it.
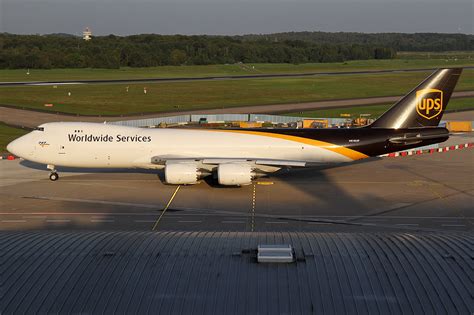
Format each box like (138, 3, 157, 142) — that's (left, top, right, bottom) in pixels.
(241, 32, 474, 52)
(0, 31, 470, 69)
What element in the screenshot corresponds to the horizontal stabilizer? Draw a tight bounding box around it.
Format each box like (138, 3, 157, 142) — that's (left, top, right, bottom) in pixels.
(388, 128, 449, 145)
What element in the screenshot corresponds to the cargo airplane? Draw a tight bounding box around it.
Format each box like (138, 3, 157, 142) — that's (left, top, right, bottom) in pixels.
(7, 68, 462, 186)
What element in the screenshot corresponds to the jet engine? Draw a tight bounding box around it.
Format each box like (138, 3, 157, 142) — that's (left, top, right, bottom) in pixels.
(217, 163, 256, 186)
(165, 163, 203, 185)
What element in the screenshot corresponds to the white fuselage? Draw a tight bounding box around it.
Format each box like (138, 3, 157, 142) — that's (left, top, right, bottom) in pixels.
(7, 122, 355, 169)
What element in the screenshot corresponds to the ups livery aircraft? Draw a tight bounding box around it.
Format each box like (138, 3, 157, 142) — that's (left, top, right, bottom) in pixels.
(7, 68, 462, 185)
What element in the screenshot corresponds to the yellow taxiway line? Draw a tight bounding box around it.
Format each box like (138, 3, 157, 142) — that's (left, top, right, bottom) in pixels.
(152, 185, 181, 231)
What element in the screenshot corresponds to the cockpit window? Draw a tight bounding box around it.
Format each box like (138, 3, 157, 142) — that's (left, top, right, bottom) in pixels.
(34, 127, 45, 131)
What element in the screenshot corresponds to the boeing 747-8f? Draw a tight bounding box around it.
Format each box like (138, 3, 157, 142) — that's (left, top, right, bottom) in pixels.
(7, 68, 462, 185)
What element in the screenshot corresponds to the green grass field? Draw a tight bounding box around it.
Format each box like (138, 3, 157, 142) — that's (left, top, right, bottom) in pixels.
(1, 70, 473, 115)
(397, 51, 474, 60)
(284, 98, 474, 118)
(0, 58, 472, 82)
(0, 123, 28, 154)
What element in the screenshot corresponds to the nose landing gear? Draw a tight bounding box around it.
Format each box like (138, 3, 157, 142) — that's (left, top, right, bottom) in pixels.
(49, 172, 59, 181)
(47, 164, 59, 181)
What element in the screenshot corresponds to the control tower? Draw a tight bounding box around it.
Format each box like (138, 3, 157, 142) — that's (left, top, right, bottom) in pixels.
(83, 27, 92, 41)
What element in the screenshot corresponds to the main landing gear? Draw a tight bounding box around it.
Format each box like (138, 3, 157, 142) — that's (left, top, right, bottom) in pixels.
(47, 164, 59, 181)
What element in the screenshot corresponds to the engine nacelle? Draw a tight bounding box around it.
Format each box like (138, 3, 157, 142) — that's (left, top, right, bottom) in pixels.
(218, 163, 256, 186)
(165, 163, 201, 185)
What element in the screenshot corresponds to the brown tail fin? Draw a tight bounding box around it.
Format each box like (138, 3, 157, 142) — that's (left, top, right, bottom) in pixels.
(370, 68, 462, 129)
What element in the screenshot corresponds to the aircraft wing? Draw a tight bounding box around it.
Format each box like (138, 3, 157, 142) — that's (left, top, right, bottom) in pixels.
(151, 156, 307, 168)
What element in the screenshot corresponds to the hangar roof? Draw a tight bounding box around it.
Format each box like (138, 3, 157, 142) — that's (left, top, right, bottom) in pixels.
(1, 231, 472, 314)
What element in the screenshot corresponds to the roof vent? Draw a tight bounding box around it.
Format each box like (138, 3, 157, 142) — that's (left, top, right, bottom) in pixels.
(257, 244, 294, 263)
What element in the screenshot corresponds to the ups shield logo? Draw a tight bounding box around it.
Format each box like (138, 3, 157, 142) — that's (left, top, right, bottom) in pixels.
(416, 88, 443, 120)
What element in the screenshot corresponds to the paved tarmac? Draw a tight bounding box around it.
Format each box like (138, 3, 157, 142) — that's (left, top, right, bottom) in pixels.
(443, 110, 474, 120)
(1, 135, 472, 233)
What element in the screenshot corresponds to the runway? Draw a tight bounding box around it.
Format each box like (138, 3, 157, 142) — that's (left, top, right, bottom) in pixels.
(1, 135, 472, 233)
(2, 66, 473, 87)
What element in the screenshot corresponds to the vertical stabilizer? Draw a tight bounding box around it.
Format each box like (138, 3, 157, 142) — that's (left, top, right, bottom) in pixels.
(370, 68, 462, 129)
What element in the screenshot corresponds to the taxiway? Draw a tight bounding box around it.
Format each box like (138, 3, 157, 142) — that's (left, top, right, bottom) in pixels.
(1, 135, 472, 233)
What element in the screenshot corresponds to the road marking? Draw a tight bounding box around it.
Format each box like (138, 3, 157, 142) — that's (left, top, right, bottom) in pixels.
(251, 183, 256, 232)
(178, 220, 202, 223)
(347, 203, 412, 221)
(23, 215, 47, 219)
(441, 224, 466, 227)
(265, 221, 288, 224)
(2, 211, 472, 221)
(152, 185, 181, 231)
(277, 215, 473, 220)
(427, 184, 445, 200)
(395, 224, 419, 226)
(46, 219, 71, 223)
(222, 221, 246, 224)
(90, 219, 115, 223)
(256, 181, 274, 185)
(2, 219, 26, 223)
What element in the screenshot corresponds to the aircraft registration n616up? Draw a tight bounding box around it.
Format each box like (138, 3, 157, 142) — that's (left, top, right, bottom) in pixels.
(7, 68, 462, 185)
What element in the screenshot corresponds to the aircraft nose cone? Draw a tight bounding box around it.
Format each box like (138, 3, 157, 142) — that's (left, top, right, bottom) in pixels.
(7, 138, 23, 157)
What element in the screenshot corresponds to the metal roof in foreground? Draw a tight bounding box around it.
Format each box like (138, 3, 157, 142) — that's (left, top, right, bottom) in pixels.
(1, 231, 472, 314)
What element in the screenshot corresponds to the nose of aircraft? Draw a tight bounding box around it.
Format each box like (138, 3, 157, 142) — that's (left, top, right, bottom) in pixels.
(7, 137, 26, 157)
